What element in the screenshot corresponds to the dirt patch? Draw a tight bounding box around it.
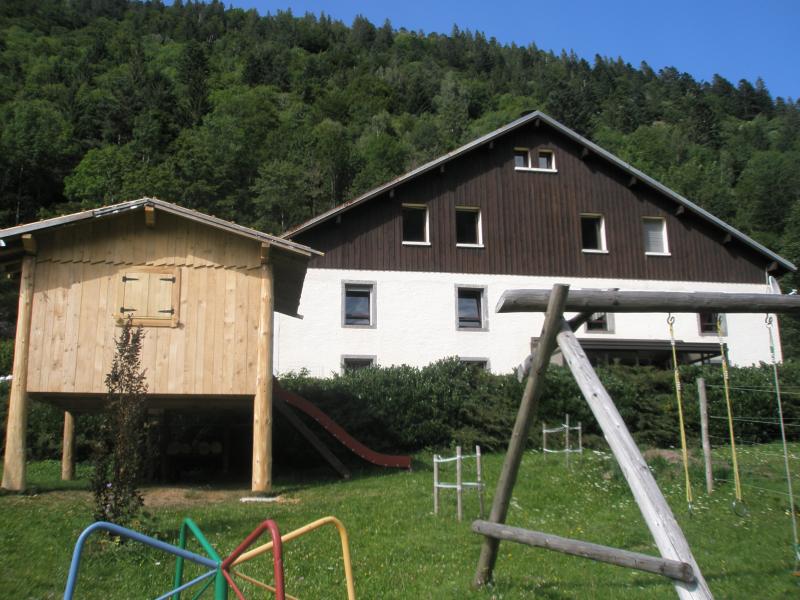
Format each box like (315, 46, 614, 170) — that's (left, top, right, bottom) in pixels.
(143, 486, 296, 508)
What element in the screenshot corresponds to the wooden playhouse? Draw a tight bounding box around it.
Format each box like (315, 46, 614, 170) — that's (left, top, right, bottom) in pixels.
(0, 197, 320, 492)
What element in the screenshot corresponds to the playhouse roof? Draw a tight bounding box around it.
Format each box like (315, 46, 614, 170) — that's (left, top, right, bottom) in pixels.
(0, 197, 322, 317)
(282, 110, 795, 274)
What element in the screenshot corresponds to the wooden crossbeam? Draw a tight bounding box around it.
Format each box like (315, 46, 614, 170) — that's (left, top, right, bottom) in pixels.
(472, 521, 695, 583)
(497, 288, 800, 314)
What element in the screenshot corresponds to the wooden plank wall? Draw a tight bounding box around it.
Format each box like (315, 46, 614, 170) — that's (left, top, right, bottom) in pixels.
(295, 122, 769, 284)
(26, 211, 263, 397)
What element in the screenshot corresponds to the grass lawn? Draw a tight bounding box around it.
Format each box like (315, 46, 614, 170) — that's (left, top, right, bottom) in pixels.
(1, 443, 798, 599)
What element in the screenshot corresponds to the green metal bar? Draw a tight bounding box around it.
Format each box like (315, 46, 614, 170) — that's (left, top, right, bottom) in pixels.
(173, 518, 227, 600)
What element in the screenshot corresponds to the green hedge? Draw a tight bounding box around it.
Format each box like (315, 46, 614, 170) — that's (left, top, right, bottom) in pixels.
(1, 356, 798, 462)
(280, 358, 800, 452)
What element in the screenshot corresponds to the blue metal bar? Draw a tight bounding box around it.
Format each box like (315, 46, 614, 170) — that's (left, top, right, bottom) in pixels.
(154, 570, 217, 600)
(64, 521, 219, 599)
(190, 573, 216, 600)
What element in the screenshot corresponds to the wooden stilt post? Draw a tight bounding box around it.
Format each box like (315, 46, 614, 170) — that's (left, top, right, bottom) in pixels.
(557, 322, 712, 600)
(252, 244, 274, 493)
(61, 411, 75, 481)
(473, 284, 569, 587)
(2, 253, 36, 491)
(697, 378, 713, 495)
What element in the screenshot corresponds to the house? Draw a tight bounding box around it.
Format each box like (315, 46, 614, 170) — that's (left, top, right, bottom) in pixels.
(277, 111, 795, 375)
(0, 198, 319, 492)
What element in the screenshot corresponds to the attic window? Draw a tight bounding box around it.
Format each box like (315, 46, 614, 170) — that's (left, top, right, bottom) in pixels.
(536, 149, 555, 170)
(117, 267, 180, 327)
(402, 204, 429, 245)
(514, 148, 557, 172)
(514, 149, 529, 168)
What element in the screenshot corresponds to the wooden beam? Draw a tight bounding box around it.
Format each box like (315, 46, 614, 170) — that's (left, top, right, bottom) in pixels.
(628, 176, 637, 188)
(252, 257, 275, 493)
(767, 261, 779, 273)
(2, 255, 36, 491)
(473, 284, 570, 587)
(274, 399, 351, 479)
(439, 165, 446, 174)
(260, 242, 270, 265)
(675, 205, 686, 216)
(472, 521, 695, 583)
(580, 147, 590, 159)
(21, 234, 36, 255)
(61, 411, 75, 481)
(515, 311, 594, 381)
(0, 247, 24, 260)
(488, 140, 494, 150)
(144, 205, 156, 228)
(722, 233, 732, 244)
(534, 119, 540, 128)
(556, 322, 712, 599)
(497, 288, 800, 314)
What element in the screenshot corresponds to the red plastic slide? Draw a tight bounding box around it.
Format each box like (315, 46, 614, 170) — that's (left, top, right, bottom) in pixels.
(273, 378, 412, 470)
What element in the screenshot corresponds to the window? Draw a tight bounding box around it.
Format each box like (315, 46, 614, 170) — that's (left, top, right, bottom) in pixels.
(342, 356, 376, 372)
(456, 207, 482, 246)
(402, 204, 429, 244)
(456, 286, 487, 330)
(698, 312, 726, 336)
(585, 312, 613, 333)
(536, 149, 555, 170)
(342, 282, 376, 328)
(643, 217, 669, 255)
(514, 149, 529, 168)
(514, 148, 557, 172)
(580, 214, 606, 252)
(117, 267, 180, 327)
(460, 358, 489, 371)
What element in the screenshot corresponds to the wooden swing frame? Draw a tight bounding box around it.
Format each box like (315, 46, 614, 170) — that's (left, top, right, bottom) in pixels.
(472, 284, 800, 600)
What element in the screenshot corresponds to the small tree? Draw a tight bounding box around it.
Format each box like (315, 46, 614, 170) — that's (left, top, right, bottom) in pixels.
(92, 318, 148, 525)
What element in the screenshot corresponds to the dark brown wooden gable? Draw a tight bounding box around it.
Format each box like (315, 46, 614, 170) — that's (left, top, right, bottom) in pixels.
(294, 122, 769, 284)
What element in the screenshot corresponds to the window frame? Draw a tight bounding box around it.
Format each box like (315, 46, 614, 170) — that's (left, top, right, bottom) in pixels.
(455, 285, 488, 331)
(455, 206, 484, 248)
(584, 312, 614, 334)
(341, 355, 377, 373)
(514, 147, 558, 173)
(580, 213, 608, 254)
(401, 203, 430, 246)
(342, 281, 377, 329)
(698, 312, 727, 337)
(116, 266, 181, 328)
(459, 357, 491, 371)
(642, 216, 670, 256)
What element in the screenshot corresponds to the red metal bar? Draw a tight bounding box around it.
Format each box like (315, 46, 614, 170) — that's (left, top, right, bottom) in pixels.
(222, 520, 285, 600)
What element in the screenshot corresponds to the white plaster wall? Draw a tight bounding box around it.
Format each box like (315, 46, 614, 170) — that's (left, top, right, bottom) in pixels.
(275, 269, 780, 377)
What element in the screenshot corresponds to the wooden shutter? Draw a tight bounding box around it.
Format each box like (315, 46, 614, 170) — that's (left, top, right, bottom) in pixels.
(120, 272, 148, 317)
(146, 272, 176, 320)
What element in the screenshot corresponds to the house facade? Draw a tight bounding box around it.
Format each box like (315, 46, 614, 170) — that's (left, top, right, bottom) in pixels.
(276, 112, 795, 375)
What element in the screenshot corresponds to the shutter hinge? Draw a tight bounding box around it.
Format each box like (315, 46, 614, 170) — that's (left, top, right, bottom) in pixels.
(122, 275, 139, 282)
(159, 308, 175, 315)
(160, 276, 176, 283)
(120, 306, 136, 313)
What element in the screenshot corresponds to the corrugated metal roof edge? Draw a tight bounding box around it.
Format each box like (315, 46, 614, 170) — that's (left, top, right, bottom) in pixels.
(0, 197, 322, 258)
(282, 110, 795, 273)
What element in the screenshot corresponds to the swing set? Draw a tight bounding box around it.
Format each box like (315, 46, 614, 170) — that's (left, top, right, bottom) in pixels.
(472, 285, 800, 600)
(668, 308, 800, 574)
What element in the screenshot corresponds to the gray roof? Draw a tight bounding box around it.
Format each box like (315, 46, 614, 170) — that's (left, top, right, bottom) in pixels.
(0, 197, 321, 258)
(283, 110, 795, 273)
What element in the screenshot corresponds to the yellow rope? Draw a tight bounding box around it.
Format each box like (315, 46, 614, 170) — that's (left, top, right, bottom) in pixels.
(668, 316, 693, 508)
(718, 316, 743, 505)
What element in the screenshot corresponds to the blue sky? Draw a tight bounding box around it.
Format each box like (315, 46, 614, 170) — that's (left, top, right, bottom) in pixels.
(223, 0, 798, 101)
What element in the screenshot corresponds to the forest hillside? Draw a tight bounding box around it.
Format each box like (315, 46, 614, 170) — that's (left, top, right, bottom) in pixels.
(1, 1, 799, 354)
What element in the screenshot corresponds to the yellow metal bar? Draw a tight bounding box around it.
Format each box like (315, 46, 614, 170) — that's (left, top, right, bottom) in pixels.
(230, 570, 300, 600)
(232, 516, 356, 600)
